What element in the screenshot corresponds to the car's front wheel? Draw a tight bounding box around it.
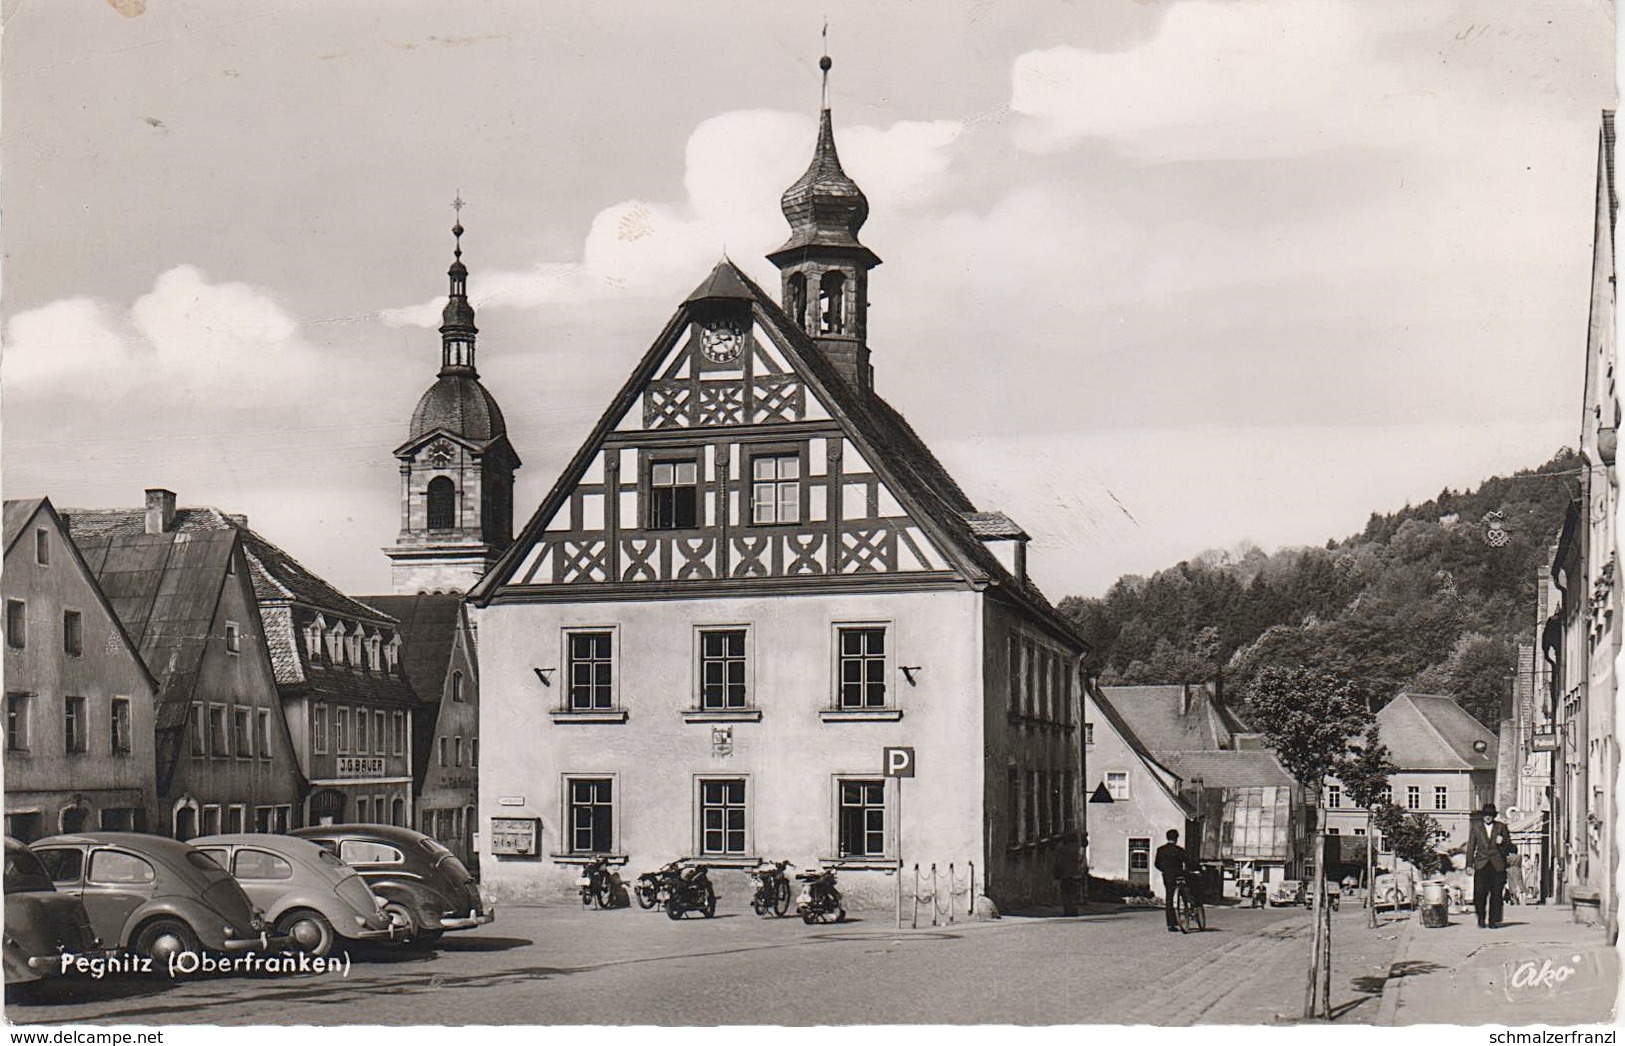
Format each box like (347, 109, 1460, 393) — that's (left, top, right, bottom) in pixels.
(276, 909, 336, 958)
(133, 918, 200, 966)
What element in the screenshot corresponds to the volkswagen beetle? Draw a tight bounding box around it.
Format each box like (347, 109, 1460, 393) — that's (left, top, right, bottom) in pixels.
(290, 825, 493, 947)
(192, 834, 403, 956)
(4, 837, 100, 988)
(30, 833, 279, 964)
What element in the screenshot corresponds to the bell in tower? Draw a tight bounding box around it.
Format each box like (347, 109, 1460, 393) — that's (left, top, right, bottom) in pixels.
(767, 53, 881, 391)
(385, 210, 523, 595)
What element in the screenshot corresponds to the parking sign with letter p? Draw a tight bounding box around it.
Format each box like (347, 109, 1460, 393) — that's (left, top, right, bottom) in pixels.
(883, 746, 915, 778)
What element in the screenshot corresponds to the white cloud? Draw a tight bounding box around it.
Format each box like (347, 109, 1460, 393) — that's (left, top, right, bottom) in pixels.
(4, 265, 324, 408)
(380, 110, 964, 327)
(1009, 2, 1471, 161)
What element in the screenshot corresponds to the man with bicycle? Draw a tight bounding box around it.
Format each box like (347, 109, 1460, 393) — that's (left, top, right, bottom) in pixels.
(1154, 828, 1194, 933)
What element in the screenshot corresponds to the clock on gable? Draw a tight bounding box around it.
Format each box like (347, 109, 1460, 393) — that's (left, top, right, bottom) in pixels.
(425, 439, 456, 468)
(698, 318, 746, 365)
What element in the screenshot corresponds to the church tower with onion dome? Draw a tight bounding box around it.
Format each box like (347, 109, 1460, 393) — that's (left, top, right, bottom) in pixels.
(385, 216, 522, 595)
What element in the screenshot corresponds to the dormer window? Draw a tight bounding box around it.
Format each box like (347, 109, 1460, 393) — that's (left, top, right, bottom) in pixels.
(385, 635, 401, 673)
(327, 626, 345, 663)
(818, 271, 846, 334)
(306, 619, 325, 661)
(345, 631, 361, 666)
(366, 635, 382, 672)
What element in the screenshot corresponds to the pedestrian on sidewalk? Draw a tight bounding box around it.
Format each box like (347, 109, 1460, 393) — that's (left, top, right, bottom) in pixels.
(1465, 803, 1513, 928)
(1154, 829, 1191, 933)
(1051, 830, 1082, 916)
(1504, 850, 1525, 905)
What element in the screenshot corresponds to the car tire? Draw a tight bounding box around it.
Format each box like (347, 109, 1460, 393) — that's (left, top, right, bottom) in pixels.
(134, 917, 200, 966)
(276, 909, 336, 958)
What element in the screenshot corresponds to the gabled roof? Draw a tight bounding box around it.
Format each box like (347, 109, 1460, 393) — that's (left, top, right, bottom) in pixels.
(73, 528, 238, 731)
(1158, 750, 1296, 790)
(65, 507, 393, 625)
(1083, 687, 1197, 818)
(471, 259, 1085, 651)
(1377, 692, 1498, 772)
(2, 498, 47, 555)
(1098, 684, 1249, 756)
(3, 498, 160, 699)
(359, 594, 464, 703)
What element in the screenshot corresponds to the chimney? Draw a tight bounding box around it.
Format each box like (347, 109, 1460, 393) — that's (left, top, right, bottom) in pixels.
(145, 488, 177, 535)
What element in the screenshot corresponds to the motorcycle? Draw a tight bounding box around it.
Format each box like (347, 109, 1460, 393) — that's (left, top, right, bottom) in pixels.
(795, 867, 845, 924)
(635, 861, 684, 911)
(749, 860, 794, 918)
(577, 856, 622, 909)
(664, 864, 717, 920)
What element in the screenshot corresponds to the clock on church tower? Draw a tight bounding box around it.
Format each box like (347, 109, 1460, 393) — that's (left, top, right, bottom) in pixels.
(385, 219, 522, 595)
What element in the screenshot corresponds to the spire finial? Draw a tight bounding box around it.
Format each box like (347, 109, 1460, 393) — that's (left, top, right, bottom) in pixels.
(819, 22, 831, 111)
(451, 191, 465, 259)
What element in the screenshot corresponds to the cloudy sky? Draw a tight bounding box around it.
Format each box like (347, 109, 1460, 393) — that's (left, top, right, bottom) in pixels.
(2, 0, 1616, 601)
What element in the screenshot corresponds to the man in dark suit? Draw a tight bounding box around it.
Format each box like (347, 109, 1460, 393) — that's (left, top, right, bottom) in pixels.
(1465, 802, 1513, 928)
(1154, 829, 1192, 932)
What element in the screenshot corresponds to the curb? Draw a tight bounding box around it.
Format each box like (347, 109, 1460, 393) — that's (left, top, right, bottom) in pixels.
(1374, 911, 1419, 1025)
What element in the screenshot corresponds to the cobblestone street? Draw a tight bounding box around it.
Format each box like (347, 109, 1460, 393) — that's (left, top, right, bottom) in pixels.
(8, 899, 1420, 1027)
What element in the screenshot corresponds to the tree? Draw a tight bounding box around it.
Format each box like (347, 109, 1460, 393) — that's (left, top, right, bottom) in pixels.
(1374, 804, 1445, 876)
(1245, 666, 1371, 1020)
(1335, 724, 1398, 927)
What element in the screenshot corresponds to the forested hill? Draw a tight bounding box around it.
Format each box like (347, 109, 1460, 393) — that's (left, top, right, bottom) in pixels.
(1057, 449, 1583, 727)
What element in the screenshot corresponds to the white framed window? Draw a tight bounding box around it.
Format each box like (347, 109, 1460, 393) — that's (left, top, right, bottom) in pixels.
(451, 671, 465, 702)
(201, 804, 222, 836)
(6, 693, 30, 752)
(374, 710, 386, 755)
(63, 697, 87, 754)
(63, 611, 83, 658)
(565, 629, 616, 711)
(355, 706, 368, 753)
(256, 708, 272, 760)
(750, 451, 802, 524)
(697, 628, 749, 710)
(208, 704, 229, 757)
(834, 625, 888, 709)
(647, 456, 700, 530)
(1327, 785, 1341, 809)
(34, 528, 49, 565)
(391, 711, 405, 755)
(1105, 771, 1129, 801)
(566, 776, 615, 854)
(232, 706, 252, 758)
(225, 621, 240, 654)
(697, 777, 748, 857)
(336, 707, 351, 754)
(1434, 786, 1448, 811)
(454, 737, 463, 767)
(1084, 722, 1094, 748)
(110, 698, 132, 755)
(1406, 785, 1420, 810)
(6, 599, 26, 650)
(313, 703, 329, 755)
(190, 702, 205, 757)
(836, 779, 887, 858)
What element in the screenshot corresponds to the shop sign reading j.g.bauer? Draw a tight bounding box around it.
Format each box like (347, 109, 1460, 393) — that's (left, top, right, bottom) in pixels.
(336, 756, 386, 777)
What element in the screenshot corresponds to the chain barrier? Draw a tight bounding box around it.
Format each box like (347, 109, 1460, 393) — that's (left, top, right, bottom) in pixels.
(901, 861, 976, 927)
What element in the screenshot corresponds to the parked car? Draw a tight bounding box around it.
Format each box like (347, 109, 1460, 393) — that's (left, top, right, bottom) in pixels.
(291, 825, 493, 947)
(4, 837, 101, 987)
(192, 834, 403, 956)
(30, 833, 275, 963)
(1372, 872, 1416, 911)
(1267, 879, 1307, 907)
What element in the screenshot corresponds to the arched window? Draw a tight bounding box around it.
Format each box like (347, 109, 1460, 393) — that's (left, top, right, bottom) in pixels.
(818, 272, 846, 334)
(787, 274, 808, 329)
(451, 671, 465, 703)
(426, 477, 456, 530)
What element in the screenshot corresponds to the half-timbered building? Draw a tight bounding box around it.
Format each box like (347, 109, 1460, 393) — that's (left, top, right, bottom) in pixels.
(469, 72, 1087, 910)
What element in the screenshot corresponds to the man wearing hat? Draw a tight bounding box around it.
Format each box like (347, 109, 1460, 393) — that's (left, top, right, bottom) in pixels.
(1465, 803, 1513, 928)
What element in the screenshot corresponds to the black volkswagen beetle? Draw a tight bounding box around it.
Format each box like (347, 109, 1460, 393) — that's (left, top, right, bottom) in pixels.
(4, 837, 100, 989)
(290, 825, 492, 947)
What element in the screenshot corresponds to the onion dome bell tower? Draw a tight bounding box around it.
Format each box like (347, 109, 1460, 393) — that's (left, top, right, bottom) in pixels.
(385, 214, 522, 595)
(767, 53, 881, 392)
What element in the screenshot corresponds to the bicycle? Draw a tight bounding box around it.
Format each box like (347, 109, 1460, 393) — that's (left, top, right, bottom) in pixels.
(1172, 874, 1206, 934)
